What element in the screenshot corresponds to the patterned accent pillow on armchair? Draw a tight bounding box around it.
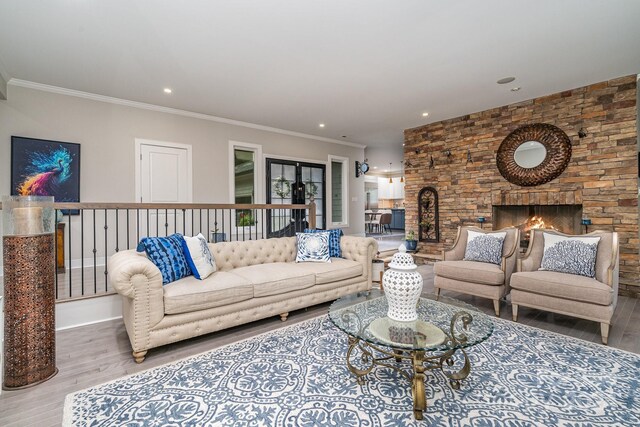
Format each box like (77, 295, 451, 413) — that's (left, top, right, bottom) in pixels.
(137, 233, 192, 285)
(463, 230, 506, 265)
(296, 232, 331, 263)
(540, 233, 600, 278)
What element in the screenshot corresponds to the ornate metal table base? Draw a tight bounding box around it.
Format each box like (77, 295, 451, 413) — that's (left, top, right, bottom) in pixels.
(343, 312, 473, 420)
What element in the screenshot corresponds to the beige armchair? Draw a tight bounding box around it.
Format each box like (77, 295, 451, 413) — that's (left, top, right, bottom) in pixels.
(511, 229, 619, 344)
(434, 226, 520, 316)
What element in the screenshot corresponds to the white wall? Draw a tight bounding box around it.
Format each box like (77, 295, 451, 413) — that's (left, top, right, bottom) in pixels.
(0, 84, 366, 235)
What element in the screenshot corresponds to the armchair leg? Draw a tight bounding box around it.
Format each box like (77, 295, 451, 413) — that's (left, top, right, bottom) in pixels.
(600, 323, 610, 345)
(280, 312, 289, 322)
(493, 300, 500, 317)
(512, 304, 518, 322)
(434, 288, 440, 301)
(133, 350, 147, 364)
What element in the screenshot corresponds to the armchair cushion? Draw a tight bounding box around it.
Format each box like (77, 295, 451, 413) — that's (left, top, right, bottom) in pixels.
(511, 271, 613, 306)
(540, 233, 600, 278)
(463, 230, 506, 265)
(434, 260, 505, 286)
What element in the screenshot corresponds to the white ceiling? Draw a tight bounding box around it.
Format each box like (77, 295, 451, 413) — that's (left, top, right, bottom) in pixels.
(0, 0, 639, 158)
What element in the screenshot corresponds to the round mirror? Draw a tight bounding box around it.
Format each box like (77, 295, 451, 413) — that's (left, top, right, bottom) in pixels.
(513, 141, 547, 168)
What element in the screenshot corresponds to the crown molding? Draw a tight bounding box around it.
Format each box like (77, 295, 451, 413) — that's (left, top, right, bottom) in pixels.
(8, 79, 366, 149)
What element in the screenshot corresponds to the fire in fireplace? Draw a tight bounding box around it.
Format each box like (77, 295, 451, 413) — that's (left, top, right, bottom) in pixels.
(492, 204, 582, 248)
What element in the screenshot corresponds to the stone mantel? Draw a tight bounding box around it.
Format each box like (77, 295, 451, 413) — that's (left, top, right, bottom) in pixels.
(491, 189, 583, 207)
(403, 75, 638, 290)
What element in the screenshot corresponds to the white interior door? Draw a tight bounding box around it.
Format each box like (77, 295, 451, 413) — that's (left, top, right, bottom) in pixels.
(137, 141, 192, 237)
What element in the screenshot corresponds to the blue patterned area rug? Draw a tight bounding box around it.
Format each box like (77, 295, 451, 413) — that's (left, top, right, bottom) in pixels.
(63, 315, 640, 426)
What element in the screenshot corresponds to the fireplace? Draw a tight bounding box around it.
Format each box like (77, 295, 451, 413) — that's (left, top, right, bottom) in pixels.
(492, 204, 583, 248)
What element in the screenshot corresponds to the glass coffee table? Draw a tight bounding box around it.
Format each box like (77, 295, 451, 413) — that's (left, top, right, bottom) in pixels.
(328, 289, 494, 420)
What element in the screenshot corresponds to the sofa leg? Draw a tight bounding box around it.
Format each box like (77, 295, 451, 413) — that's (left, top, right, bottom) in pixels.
(133, 350, 147, 364)
(600, 323, 610, 345)
(493, 300, 500, 317)
(434, 288, 440, 301)
(280, 312, 289, 322)
(512, 304, 518, 322)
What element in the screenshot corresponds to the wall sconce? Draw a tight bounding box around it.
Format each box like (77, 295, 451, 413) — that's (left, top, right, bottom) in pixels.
(477, 216, 486, 229)
(429, 156, 434, 169)
(467, 149, 473, 164)
(578, 128, 588, 139)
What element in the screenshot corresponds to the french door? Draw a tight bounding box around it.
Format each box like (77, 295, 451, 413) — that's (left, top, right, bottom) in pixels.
(266, 158, 326, 236)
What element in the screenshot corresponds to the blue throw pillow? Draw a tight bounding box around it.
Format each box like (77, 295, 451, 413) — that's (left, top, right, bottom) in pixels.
(137, 234, 192, 285)
(305, 228, 343, 258)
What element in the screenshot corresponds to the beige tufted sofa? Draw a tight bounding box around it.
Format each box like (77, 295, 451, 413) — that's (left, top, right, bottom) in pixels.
(108, 235, 378, 362)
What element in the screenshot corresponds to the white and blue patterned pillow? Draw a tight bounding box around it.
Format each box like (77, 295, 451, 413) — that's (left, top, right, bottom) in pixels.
(463, 230, 506, 265)
(181, 233, 216, 280)
(304, 228, 343, 257)
(540, 233, 600, 278)
(296, 232, 331, 263)
(137, 234, 192, 285)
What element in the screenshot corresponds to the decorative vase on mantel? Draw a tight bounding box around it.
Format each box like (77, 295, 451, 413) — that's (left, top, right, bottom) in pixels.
(382, 244, 424, 322)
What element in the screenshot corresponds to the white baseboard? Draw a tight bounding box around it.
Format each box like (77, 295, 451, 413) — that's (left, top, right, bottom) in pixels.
(56, 294, 122, 331)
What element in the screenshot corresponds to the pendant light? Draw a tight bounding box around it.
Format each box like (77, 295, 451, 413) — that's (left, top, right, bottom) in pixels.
(388, 163, 393, 183)
(400, 160, 405, 183)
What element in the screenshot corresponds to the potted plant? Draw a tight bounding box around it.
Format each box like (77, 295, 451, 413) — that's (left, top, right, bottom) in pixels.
(405, 231, 418, 251)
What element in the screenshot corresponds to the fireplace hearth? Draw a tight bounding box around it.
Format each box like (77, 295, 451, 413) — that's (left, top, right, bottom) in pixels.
(493, 204, 583, 248)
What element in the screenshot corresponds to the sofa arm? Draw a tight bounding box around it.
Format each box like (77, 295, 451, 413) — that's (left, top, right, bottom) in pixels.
(340, 236, 378, 284)
(108, 250, 165, 352)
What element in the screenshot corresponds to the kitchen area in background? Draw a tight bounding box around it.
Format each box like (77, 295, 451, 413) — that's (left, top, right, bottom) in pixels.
(364, 174, 405, 240)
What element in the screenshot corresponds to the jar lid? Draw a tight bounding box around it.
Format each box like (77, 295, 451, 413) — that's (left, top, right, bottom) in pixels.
(388, 244, 417, 271)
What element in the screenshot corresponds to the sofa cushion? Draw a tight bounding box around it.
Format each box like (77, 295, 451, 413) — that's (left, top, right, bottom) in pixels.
(434, 260, 504, 285)
(232, 262, 316, 297)
(510, 271, 613, 306)
(163, 271, 253, 314)
(298, 257, 363, 285)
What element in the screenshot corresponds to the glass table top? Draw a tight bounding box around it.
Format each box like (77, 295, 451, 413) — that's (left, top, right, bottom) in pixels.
(328, 289, 494, 352)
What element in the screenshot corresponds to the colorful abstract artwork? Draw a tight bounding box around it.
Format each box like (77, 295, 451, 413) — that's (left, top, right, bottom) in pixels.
(11, 136, 80, 204)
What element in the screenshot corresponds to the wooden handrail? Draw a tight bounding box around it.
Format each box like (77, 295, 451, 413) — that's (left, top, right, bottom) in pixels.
(0, 200, 319, 230)
(0, 201, 314, 210)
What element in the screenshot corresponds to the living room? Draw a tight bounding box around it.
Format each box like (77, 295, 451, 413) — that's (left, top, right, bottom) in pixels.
(0, 1, 639, 426)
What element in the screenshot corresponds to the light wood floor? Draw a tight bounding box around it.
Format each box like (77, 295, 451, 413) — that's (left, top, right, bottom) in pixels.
(1, 265, 638, 426)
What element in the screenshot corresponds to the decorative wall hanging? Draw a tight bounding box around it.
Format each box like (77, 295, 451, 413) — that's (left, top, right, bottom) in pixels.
(418, 186, 439, 242)
(355, 159, 369, 177)
(272, 176, 291, 199)
(496, 123, 571, 187)
(11, 136, 81, 208)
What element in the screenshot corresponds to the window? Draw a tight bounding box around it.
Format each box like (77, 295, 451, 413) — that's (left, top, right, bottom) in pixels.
(229, 141, 262, 227)
(329, 155, 349, 227)
(234, 149, 256, 226)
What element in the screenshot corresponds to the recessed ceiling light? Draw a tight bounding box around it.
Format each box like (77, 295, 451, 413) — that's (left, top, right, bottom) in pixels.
(319, 123, 325, 128)
(163, 88, 172, 94)
(510, 87, 521, 92)
(402, 143, 405, 146)
(497, 77, 516, 84)
(373, 166, 378, 169)
(422, 112, 429, 117)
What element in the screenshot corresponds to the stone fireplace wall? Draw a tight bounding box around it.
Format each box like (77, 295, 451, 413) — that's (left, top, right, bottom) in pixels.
(404, 75, 638, 291)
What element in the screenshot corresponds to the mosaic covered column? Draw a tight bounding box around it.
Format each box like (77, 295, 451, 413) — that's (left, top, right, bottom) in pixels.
(2, 195, 57, 389)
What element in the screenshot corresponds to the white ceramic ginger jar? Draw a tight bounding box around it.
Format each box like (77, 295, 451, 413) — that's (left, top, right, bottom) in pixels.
(383, 244, 424, 322)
